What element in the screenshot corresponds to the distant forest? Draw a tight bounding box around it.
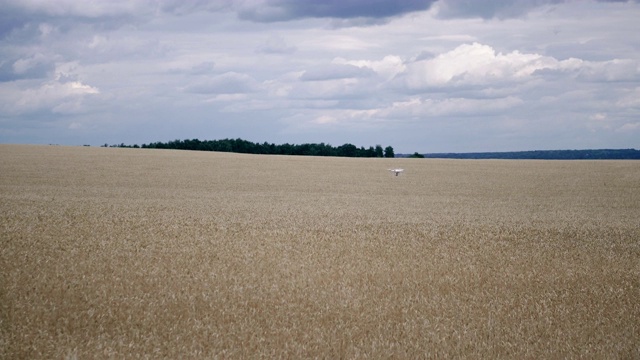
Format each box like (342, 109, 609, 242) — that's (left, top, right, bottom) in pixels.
(417, 149, 640, 160)
(104, 139, 639, 160)
(106, 138, 396, 158)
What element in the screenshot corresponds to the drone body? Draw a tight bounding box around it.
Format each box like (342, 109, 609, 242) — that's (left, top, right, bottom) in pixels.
(388, 168, 404, 176)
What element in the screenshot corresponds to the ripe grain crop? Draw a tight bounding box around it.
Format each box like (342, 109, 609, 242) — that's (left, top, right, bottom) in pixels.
(1, 144, 639, 358)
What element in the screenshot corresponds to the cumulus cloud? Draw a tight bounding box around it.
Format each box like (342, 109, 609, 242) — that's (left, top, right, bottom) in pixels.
(398, 42, 632, 90)
(0, 78, 99, 116)
(334, 55, 406, 81)
(404, 43, 548, 88)
(576, 59, 640, 82)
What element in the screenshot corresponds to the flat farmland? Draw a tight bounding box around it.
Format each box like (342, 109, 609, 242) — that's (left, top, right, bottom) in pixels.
(1, 144, 639, 358)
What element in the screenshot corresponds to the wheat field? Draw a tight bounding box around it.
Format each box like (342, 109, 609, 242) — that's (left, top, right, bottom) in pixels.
(1, 144, 638, 358)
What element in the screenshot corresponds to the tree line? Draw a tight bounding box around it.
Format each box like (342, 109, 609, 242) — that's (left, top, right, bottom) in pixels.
(420, 149, 640, 160)
(105, 138, 396, 158)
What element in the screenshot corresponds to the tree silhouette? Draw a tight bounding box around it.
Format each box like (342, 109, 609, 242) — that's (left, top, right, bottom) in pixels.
(384, 146, 395, 158)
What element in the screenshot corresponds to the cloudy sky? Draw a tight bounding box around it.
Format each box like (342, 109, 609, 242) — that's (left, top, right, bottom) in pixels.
(1, 0, 639, 153)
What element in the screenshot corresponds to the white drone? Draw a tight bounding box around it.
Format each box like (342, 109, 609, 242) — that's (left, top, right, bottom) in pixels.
(388, 168, 404, 176)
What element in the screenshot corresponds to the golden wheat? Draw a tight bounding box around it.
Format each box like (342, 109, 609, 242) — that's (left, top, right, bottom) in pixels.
(1, 144, 638, 358)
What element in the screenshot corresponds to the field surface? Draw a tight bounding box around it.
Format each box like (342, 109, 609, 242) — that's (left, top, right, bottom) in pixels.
(1, 144, 639, 358)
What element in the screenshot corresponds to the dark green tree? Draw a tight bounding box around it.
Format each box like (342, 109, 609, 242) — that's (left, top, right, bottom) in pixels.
(375, 145, 384, 157)
(384, 146, 395, 158)
(337, 143, 358, 157)
(135, 138, 404, 158)
(408, 152, 424, 158)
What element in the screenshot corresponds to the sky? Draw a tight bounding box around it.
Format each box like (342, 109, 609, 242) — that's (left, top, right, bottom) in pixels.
(1, 0, 639, 153)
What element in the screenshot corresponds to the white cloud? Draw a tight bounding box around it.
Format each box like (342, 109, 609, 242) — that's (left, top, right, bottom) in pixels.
(402, 43, 564, 88)
(398, 42, 640, 92)
(577, 59, 639, 82)
(0, 79, 99, 115)
(334, 55, 406, 81)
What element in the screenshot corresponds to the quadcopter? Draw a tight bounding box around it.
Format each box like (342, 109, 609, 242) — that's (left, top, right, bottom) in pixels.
(388, 168, 404, 176)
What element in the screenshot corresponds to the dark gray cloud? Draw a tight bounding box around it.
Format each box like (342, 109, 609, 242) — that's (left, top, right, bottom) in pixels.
(0, 0, 39, 33)
(238, 0, 437, 22)
(435, 0, 563, 19)
(187, 62, 216, 75)
(157, 0, 232, 15)
(235, 0, 639, 23)
(0, 53, 55, 82)
(435, 0, 638, 19)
